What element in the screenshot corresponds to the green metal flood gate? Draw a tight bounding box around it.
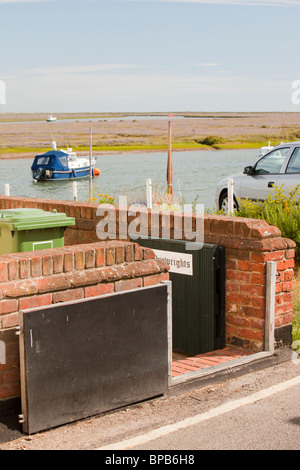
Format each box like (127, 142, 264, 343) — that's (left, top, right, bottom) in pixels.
(133, 238, 225, 356)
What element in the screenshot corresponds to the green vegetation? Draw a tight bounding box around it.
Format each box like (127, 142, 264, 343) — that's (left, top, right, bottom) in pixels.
(0, 138, 279, 156)
(88, 193, 115, 205)
(80, 144, 167, 152)
(193, 135, 277, 150)
(293, 295, 300, 344)
(215, 141, 267, 150)
(194, 135, 225, 148)
(0, 143, 195, 156)
(236, 185, 300, 263)
(0, 147, 46, 156)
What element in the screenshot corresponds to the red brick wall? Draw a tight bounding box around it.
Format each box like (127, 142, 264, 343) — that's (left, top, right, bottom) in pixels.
(0, 240, 169, 404)
(0, 196, 295, 353)
(203, 215, 295, 351)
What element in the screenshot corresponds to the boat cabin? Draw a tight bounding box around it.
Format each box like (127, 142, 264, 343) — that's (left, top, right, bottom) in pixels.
(31, 151, 71, 181)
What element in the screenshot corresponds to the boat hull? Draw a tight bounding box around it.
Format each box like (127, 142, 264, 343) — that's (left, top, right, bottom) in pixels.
(32, 166, 95, 181)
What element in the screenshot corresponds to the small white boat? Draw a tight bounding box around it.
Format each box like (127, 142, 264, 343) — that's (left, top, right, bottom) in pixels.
(260, 140, 274, 156)
(46, 115, 57, 122)
(260, 140, 285, 156)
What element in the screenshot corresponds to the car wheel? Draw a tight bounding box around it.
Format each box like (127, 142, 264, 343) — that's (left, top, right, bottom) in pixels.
(219, 191, 238, 212)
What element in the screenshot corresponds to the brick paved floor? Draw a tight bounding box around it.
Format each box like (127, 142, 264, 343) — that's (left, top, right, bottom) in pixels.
(172, 347, 253, 377)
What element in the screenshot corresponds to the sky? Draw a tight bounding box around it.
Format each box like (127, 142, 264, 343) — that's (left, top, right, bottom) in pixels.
(1, 0, 300, 113)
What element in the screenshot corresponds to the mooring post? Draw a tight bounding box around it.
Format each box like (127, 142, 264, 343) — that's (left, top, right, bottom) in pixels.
(146, 178, 152, 209)
(227, 178, 234, 215)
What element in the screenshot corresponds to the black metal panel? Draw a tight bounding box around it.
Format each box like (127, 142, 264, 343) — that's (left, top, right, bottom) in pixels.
(132, 238, 225, 356)
(19, 284, 168, 434)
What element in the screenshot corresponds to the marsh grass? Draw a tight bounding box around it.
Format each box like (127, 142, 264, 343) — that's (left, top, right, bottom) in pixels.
(0, 147, 47, 155)
(0, 139, 280, 156)
(216, 141, 267, 150)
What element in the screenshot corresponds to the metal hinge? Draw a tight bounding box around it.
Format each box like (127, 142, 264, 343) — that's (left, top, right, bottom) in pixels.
(15, 326, 23, 336)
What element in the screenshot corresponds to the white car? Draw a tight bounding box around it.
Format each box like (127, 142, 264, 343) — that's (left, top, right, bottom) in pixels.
(215, 141, 300, 211)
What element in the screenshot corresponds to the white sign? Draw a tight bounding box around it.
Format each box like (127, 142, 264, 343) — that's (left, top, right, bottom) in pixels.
(152, 249, 193, 276)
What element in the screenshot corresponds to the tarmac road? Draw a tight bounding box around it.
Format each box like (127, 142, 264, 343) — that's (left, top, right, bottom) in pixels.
(101, 372, 300, 451)
(1, 355, 300, 451)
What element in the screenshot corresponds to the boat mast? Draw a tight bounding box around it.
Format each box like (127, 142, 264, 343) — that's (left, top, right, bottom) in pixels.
(89, 127, 93, 200)
(167, 115, 173, 198)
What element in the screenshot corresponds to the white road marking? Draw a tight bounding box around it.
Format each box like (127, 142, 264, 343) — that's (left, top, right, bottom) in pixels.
(96, 375, 300, 450)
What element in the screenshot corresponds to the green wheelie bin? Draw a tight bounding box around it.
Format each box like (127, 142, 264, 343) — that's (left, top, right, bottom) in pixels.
(0, 208, 75, 254)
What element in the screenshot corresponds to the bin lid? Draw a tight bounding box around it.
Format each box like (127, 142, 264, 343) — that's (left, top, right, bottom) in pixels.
(0, 208, 75, 231)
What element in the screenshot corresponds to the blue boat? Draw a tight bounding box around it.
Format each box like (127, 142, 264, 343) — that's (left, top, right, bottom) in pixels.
(31, 147, 97, 182)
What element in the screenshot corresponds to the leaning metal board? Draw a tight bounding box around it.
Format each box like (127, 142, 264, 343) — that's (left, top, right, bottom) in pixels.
(19, 284, 169, 434)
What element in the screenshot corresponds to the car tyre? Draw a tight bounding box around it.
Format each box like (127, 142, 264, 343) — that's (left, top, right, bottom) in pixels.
(219, 191, 239, 212)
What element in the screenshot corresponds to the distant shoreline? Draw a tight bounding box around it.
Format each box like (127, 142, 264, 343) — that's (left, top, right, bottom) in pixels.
(0, 110, 299, 122)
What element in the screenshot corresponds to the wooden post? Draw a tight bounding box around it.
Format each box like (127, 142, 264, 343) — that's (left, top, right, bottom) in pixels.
(227, 178, 234, 215)
(146, 179, 152, 209)
(167, 118, 172, 197)
(73, 181, 78, 201)
(89, 127, 93, 200)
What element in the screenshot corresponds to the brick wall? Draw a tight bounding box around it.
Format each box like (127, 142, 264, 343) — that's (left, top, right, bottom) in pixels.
(208, 216, 295, 351)
(0, 240, 169, 404)
(0, 196, 295, 354)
